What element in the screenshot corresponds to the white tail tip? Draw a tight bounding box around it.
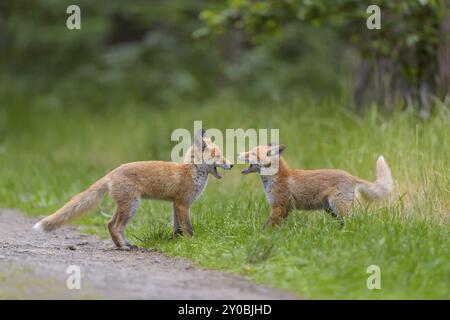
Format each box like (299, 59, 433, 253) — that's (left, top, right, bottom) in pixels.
(32, 221, 44, 232)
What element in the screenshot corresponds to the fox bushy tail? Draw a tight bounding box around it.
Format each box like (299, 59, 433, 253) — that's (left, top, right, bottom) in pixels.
(357, 156, 393, 200)
(33, 177, 110, 232)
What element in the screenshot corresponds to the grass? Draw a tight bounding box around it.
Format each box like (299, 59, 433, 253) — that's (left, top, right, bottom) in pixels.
(0, 96, 449, 299)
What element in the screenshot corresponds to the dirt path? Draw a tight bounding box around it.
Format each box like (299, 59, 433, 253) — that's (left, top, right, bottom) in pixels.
(0, 209, 296, 299)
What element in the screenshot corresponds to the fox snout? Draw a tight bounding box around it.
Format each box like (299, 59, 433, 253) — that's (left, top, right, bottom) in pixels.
(238, 152, 249, 162)
(222, 163, 234, 170)
(210, 159, 233, 179)
(216, 157, 234, 170)
(238, 152, 259, 175)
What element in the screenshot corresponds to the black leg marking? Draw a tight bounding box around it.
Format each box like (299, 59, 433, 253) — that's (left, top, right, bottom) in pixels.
(327, 199, 344, 228)
(172, 203, 183, 236)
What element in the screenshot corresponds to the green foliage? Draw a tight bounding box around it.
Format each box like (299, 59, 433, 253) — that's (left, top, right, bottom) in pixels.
(200, 0, 449, 106)
(200, 0, 447, 57)
(0, 0, 352, 106)
(0, 0, 221, 104)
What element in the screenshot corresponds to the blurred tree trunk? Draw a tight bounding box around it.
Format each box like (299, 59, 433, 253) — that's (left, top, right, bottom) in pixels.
(353, 55, 413, 113)
(353, 11, 450, 115)
(215, 28, 252, 87)
(437, 14, 450, 103)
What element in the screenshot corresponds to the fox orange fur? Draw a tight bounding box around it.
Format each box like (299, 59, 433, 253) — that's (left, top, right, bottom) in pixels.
(33, 129, 233, 250)
(239, 145, 393, 226)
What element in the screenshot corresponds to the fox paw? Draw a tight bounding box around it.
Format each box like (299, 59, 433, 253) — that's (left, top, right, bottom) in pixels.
(114, 244, 140, 251)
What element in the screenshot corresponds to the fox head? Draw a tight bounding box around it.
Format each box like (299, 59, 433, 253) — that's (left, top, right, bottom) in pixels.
(238, 144, 285, 175)
(185, 128, 233, 179)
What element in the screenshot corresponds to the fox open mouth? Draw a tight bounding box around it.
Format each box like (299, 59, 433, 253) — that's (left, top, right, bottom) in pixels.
(211, 164, 232, 179)
(241, 164, 258, 175)
(211, 166, 222, 179)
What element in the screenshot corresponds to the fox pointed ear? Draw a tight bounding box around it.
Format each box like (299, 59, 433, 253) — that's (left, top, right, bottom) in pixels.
(194, 128, 207, 150)
(197, 128, 207, 138)
(267, 144, 286, 156)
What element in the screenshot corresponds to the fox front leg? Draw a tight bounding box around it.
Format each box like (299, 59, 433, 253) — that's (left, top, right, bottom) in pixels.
(265, 206, 289, 228)
(174, 203, 193, 237)
(172, 203, 182, 236)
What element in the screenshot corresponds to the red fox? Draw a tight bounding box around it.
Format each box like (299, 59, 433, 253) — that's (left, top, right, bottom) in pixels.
(238, 145, 393, 226)
(33, 129, 233, 250)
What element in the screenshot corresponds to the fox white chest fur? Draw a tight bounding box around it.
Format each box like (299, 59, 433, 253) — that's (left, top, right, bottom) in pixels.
(261, 175, 275, 205)
(188, 166, 209, 204)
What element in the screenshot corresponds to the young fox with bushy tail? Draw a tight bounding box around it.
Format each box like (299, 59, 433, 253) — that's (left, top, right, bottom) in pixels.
(33, 129, 233, 250)
(239, 145, 393, 226)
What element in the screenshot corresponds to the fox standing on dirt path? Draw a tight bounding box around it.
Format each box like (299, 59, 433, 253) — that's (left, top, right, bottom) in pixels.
(33, 129, 233, 250)
(239, 145, 393, 227)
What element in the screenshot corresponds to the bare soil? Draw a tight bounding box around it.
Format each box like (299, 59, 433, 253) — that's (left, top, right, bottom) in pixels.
(0, 209, 296, 299)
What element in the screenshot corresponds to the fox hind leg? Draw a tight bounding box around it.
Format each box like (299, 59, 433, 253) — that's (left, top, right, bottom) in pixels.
(326, 193, 352, 227)
(108, 198, 141, 249)
(107, 222, 120, 247)
(119, 198, 141, 248)
(107, 214, 121, 248)
(326, 199, 342, 219)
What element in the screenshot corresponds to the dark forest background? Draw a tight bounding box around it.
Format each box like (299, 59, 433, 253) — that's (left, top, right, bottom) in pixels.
(1, 0, 448, 114)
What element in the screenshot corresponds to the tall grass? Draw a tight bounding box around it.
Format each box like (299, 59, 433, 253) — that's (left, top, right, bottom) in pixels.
(0, 97, 448, 299)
